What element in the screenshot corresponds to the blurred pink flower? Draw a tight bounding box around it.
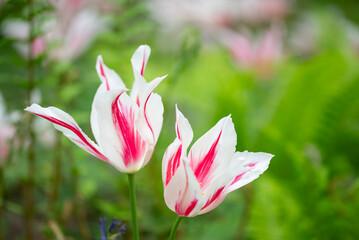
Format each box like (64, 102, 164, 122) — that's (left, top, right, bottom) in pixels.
(2, 0, 106, 61)
(163, 106, 273, 217)
(48, 9, 105, 61)
(223, 26, 283, 75)
(26, 45, 167, 173)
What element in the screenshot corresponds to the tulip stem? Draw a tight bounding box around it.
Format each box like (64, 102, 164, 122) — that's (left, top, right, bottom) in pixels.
(169, 216, 183, 240)
(127, 173, 140, 240)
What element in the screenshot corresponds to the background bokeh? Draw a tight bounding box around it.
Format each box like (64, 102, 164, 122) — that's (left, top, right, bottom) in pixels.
(1, 0, 359, 239)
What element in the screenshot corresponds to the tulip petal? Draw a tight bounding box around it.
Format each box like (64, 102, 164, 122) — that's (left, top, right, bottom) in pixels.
(175, 106, 193, 151)
(96, 55, 126, 91)
(198, 151, 272, 215)
(197, 167, 235, 215)
(94, 89, 148, 172)
(144, 93, 163, 143)
(92, 56, 127, 144)
(25, 104, 108, 162)
(199, 186, 227, 215)
(162, 107, 193, 187)
(130, 45, 151, 102)
(135, 75, 166, 144)
(162, 139, 182, 186)
(131, 45, 151, 77)
(164, 157, 204, 217)
(188, 116, 237, 190)
(227, 151, 273, 193)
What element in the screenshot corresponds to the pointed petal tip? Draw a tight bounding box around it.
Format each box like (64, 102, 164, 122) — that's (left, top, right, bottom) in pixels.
(221, 114, 234, 126)
(175, 105, 184, 117)
(24, 103, 39, 112)
(96, 55, 103, 63)
(139, 44, 150, 50)
(153, 74, 168, 83)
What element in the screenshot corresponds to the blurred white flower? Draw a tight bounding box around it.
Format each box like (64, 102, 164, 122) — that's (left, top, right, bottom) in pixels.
(1, 20, 47, 59)
(29, 90, 57, 148)
(289, 10, 359, 56)
(236, 0, 290, 24)
(289, 12, 321, 56)
(149, 0, 290, 48)
(33, 118, 57, 148)
(0, 93, 16, 164)
(150, 0, 290, 30)
(343, 21, 359, 56)
(150, 0, 240, 31)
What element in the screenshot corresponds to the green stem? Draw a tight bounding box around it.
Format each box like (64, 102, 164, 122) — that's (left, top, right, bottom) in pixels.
(127, 173, 140, 240)
(169, 216, 183, 240)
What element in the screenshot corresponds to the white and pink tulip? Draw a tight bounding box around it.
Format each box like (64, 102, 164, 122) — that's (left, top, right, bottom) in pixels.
(162, 106, 273, 217)
(25, 45, 166, 173)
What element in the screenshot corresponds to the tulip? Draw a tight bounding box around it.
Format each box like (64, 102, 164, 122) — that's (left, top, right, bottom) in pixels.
(163, 107, 273, 239)
(25, 45, 165, 172)
(26, 45, 165, 240)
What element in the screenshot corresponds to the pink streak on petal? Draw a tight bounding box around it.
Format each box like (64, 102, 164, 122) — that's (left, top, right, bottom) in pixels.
(140, 50, 146, 76)
(192, 131, 222, 185)
(245, 162, 257, 168)
(136, 96, 140, 107)
(201, 186, 225, 210)
(72, 138, 106, 161)
(176, 124, 181, 140)
(112, 96, 146, 167)
(33, 113, 109, 162)
(230, 169, 250, 186)
(184, 199, 198, 216)
(175, 198, 198, 216)
(165, 144, 182, 186)
(99, 60, 110, 91)
(143, 92, 154, 137)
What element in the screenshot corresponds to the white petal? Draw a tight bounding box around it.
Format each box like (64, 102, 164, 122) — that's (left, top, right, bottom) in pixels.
(96, 55, 126, 91)
(137, 93, 164, 168)
(92, 56, 127, 146)
(188, 116, 237, 190)
(175, 106, 193, 151)
(130, 45, 151, 100)
(145, 93, 164, 144)
(164, 157, 204, 217)
(226, 151, 273, 193)
(93, 90, 148, 173)
(197, 164, 236, 215)
(25, 104, 108, 162)
(134, 75, 166, 144)
(198, 184, 228, 215)
(162, 138, 182, 186)
(131, 45, 151, 77)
